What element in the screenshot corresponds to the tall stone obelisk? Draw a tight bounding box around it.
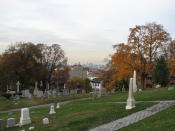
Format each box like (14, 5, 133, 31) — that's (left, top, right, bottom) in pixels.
(133, 70, 137, 93)
(126, 78, 136, 110)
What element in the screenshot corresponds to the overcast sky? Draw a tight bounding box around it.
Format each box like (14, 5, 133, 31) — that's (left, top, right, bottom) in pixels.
(0, 0, 175, 64)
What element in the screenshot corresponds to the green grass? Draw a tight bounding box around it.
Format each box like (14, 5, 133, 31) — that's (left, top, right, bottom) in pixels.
(0, 93, 91, 111)
(0, 101, 155, 131)
(0, 88, 175, 111)
(118, 105, 175, 131)
(72, 88, 175, 104)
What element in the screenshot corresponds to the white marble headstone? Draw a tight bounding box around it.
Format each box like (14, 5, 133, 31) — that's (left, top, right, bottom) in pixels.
(56, 103, 60, 109)
(43, 118, 49, 125)
(49, 105, 56, 114)
(126, 78, 136, 110)
(19, 108, 31, 126)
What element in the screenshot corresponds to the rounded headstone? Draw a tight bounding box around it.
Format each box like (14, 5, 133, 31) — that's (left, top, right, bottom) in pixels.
(43, 118, 49, 125)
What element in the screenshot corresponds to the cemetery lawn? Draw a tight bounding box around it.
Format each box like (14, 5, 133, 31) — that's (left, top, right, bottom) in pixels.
(118, 105, 175, 131)
(0, 88, 175, 111)
(0, 101, 155, 131)
(0, 93, 91, 111)
(72, 87, 175, 104)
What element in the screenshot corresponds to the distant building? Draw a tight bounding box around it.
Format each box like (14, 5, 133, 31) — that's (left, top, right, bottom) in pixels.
(90, 78, 103, 89)
(69, 65, 88, 79)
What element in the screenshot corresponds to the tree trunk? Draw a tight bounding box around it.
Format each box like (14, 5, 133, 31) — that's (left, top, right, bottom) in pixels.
(141, 73, 145, 89)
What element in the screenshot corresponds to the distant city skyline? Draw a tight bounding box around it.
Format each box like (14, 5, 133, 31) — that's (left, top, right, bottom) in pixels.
(0, 0, 175, 64)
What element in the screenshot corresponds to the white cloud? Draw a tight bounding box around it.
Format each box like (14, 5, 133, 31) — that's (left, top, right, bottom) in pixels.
(0, 0, 175, 64)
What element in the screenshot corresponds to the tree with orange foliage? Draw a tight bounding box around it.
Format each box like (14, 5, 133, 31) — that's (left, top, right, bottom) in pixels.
(109, 43, 139, 90)
(128, 22, 170, 89)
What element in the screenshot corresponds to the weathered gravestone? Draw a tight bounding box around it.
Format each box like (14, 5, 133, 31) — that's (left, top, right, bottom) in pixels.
(19, 108, 31, 126)
(36, 90, 44, 98)
(22, 90, 32, 99)
(49, 105, 56, 114)
(63, 89, 69, 95)
(82, 89, 86, 94)
(43, 118, 49, 125)
(16, 81, 20, 93)
(33, 82, 39, 96)
(52, 89, 57, 98)
(168, 87, 174, 91)
(122, 86, 126, 92)
(7, 118, 16, 128)
(56, 103, 60, 109)
(100, 88, 107, 96)
(44, 90, 52, 98)
(29, 126, 35, 130)
(0, 119, 5, 130)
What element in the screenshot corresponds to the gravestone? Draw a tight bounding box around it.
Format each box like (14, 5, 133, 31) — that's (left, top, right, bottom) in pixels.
(82, 89, 86, 94)
(70, 90, 75, 94)
(49, 105, 56, 114)
(155, 84, 161, 88)
(7, 118, 16, 128)
(168, 87, 174, 91)
(92, 88, 98, 99)
(36, 90, 43, 98)
(126, 78, 135, 110)
(57, 91, 61, 96)
(29, 126, 35, 130)
(19, 108, 31, 126)
(22, 90, 32, 99)
(100, 88, 107, 96)
(139, 89, 142, 92)
(33, 82, 39, 96)
(52, 89, 57, 98)
(47, 82, 50, 90)
(0, 119, 5, 130)
(40, 81, 43, 87)
(56, 103, 60, 109)
(44, 90, 52, 98)
(63, 89, 69, 95)
(122, 86, 126, 92)
(16, 81, 20, 93)
(43, 118, 49, 125)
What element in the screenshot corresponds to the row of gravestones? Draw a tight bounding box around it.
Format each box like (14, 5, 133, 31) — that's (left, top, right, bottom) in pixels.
(0, 104, 60, 130)
(20, 89, 86, 99)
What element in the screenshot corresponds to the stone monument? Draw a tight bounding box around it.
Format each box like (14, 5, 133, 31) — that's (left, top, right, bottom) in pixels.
(49, 105, 56, 114)
(133, 70, 137, 92)
(0, 119, 5, 130)
(56, 103, 60, 109)
(33, 82, 38, 96)
(43, 118, 49, 125)
(16, 81, 20, 93)
(126, 78, 136, 110)
(19, 108, 31, 126)
(7, 118, 16, 128)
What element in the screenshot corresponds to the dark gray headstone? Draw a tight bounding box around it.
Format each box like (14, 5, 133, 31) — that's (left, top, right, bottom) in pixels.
(0, 119, 5, 130)
(7, 118, 16, 128)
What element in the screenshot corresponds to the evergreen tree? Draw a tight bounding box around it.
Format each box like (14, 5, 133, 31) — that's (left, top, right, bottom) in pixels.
(152, 56, 170, 86)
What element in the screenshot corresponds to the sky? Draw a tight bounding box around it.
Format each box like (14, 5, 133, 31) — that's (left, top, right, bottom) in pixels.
(0, 0, 175, 64)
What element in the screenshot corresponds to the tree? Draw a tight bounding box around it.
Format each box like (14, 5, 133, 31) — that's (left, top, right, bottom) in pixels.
(51, 66, 69, 90)
(0, 42, 47, 91)
(128, 22, 170, 89)
(167, 39, 175, 75)
(108, 43, 140, 90)
(37, 44, 67, 84)
(152, 56, 170, 86)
